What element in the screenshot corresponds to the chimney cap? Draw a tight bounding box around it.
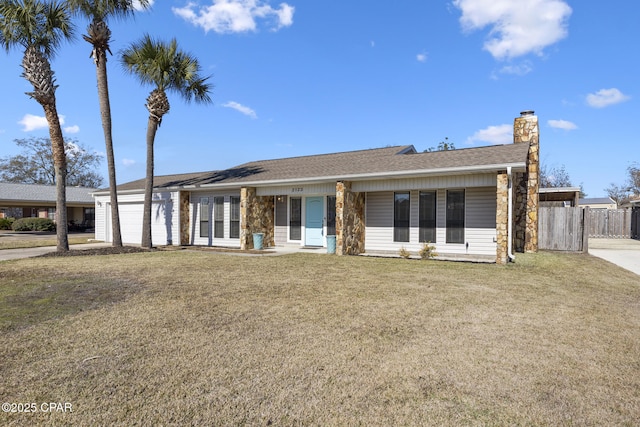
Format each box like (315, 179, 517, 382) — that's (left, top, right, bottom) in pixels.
(520, 110, 535, 116)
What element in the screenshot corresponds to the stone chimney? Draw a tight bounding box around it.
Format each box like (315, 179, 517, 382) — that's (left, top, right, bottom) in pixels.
(513, 110, 539, 253)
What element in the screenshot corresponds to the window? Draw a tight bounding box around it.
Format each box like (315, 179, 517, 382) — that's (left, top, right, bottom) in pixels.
(214, 197, 224, 238)
(394, 192, 410, 242)
(290, 197, 301, 240)
(446, 190, 465, 244)
(47, 208, 56, 221)
(84, 208, 95, 227)
(200, 198, 209, 238)
(419, 191, 436, 243)
(230, 196, 240, 239)
(326, 195, 336, 236)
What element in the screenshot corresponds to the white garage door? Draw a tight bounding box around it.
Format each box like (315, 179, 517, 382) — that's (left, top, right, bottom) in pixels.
(111, 202, 169, 245)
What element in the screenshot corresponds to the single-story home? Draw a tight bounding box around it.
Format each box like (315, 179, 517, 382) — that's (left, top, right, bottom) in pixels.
(0, 182, 96, 229)
(579, 197, 617, 209)
(93, 111, 541, 264)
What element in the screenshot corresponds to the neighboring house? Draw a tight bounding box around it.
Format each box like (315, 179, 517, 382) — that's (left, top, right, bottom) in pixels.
(93, 111, 541, 264)
(619, 197, 640, 209)
(539, 187, 581, 207)
(0, 182, 96, 229)
(579, 197, 617, 209)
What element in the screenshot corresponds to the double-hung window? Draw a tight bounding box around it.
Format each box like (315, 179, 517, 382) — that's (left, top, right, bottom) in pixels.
(446, 190, 465, 244)
(419, 191, 436, 243)
(394, 192, 410, 242)
(230, 196, 240, 239)
(200, 198, 209, 238)
(214, 197, 224, 238)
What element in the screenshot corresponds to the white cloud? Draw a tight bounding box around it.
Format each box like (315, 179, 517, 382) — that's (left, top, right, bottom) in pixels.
(498, 61, 533, 76)
(416, 52, 428, 63)
(223, 101, 257, 119)
(173, 0, 294, 34)
(548, 119, 577, 130)
(466, 124, 512, 145)
(133, 0, 154, 11)
(453, 0, 572, 60)
(586, 88, 630, 108)
(18, 113, 81, 134)
(122, 158, 136, 167)
(18, 114, 50, 131)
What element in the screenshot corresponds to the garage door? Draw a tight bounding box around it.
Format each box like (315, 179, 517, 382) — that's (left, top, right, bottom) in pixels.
(109, 202, 169, 245)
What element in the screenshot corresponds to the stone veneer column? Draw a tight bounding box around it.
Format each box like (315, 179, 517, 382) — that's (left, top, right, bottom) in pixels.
(496, 172, 509, 264)
(179, 191, 190, 245)
(513, 111, 539, 253)
(336, 181, 365, 256)
(240, 187, 274, 250)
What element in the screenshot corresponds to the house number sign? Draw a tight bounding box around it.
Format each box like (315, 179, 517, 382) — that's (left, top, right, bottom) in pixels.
(291, 187, 304, 193)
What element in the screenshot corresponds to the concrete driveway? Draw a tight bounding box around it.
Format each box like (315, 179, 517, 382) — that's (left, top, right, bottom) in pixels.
(0, 231, 108, 261)
(589, 238, 640, 276)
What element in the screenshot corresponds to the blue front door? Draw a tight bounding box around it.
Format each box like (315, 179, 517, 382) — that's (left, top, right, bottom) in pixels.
(305, 197, 324, 246)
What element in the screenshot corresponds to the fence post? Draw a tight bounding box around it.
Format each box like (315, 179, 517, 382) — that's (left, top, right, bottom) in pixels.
(582, 206, 589, 253)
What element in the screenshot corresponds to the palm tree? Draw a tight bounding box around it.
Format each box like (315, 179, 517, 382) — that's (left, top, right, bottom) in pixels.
(120, 35, 212, 248)
(0, 0, 74, 251)
(67, 0, 151, 247)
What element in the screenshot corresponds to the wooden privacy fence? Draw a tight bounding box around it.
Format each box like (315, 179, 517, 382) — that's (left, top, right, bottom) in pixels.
(588, 208, 632, 238)
(538, 207, 589, 252)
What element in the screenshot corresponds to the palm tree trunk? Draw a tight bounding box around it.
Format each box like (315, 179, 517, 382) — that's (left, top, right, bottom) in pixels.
(95, 49, 122, 247)
(43, 103, 69, 252)
(141, 115, 160, 249)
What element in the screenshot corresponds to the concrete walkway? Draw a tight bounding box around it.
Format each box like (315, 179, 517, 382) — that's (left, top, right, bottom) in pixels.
(588, 238, 640, 276)
(0, 242, 110, 261)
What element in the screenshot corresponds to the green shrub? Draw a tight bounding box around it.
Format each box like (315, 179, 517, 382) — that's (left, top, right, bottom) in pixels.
(0, 217, 14, 230)
(11, 217, 56, 232)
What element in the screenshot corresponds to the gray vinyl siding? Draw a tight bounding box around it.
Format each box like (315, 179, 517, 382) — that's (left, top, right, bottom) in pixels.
(354, 173, 496, 192)
(365, 187, 497, 256)
(365, 192, 393, 249)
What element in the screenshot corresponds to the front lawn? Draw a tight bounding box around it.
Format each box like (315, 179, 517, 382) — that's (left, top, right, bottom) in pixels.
(0, 251, 638, 425)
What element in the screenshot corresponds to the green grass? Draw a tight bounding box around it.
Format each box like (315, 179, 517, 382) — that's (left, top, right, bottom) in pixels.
(0, 251, 638, 425)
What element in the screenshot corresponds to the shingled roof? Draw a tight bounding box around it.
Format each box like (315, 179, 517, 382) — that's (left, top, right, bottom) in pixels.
(104, 143, 530, 193)
(0, 182, 95, 204)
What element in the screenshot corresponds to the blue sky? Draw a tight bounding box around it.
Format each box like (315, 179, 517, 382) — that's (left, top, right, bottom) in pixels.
(0, 0, 637, 197)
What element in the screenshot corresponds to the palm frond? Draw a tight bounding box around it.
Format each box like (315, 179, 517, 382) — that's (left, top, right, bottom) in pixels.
(0, 0, 74, 57)
(120, 34, 213, 105)
(67, 0, 151, 23)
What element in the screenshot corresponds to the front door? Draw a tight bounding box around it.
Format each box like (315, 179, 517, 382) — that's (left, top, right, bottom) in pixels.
(305, 197, 324, 246)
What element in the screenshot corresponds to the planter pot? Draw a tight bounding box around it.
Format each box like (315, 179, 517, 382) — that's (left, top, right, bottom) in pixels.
(253, 232, 264, 250)
(326, 235, 336, 254)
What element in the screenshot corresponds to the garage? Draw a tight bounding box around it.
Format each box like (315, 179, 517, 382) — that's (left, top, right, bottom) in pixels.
(107, 201, 171, 245)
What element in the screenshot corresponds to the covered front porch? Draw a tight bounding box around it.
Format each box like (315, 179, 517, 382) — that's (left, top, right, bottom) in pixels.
(238, 181, 365, 255)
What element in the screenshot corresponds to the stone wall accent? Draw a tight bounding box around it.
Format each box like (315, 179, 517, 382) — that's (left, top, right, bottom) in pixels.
(496, 172, 509, 264)
(513, 172, 527, 252)
(240, 187, 274, 250)
(179, 191, 190, 245)
(336, 181, 365, 255)
(513, 111, 539, 253)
